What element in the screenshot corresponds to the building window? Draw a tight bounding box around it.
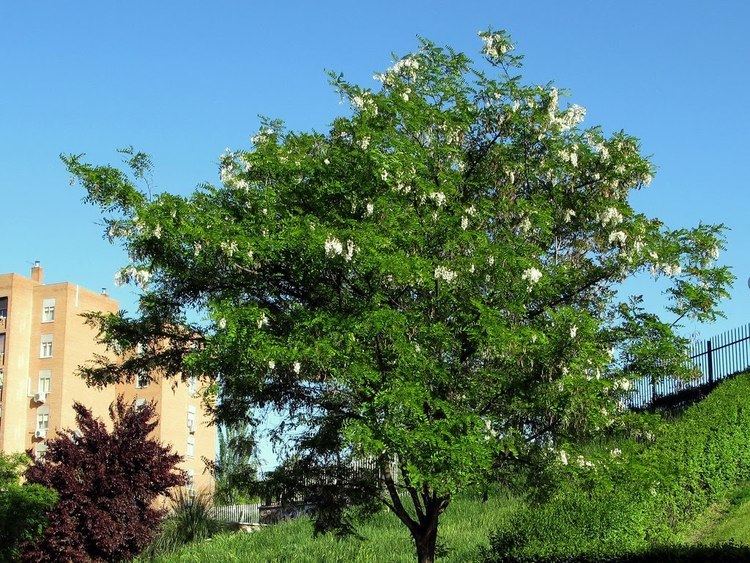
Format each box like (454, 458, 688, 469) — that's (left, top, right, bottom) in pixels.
(186, 468, 196, 496)
(186, 376, 198, 396)
(38, 371, 52, 394)
(187, 406, 196, 434)
(35, 443, 48, 461)
(40, 334, 53, 358)
(36, 411, 49, 431)
(134, 398, 147, 411)
(186, 435, 196, 458)
(136, 371, 149, 389)
(42, 298, 56, 323)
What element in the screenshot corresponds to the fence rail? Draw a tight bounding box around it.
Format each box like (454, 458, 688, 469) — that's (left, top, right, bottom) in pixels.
(628, 323, 750, 409)
(211, 503, 261, 524)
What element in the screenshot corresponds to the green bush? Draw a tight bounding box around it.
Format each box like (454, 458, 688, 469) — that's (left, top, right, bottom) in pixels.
(486, 373, 750, 561)
(0, 453, 57, 561)
(138, 489, 232, 560)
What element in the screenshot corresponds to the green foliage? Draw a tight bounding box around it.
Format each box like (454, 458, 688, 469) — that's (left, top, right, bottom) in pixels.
(486, 373, 750, 561)
(0, 453, 57, 562)
(143, 493, 519, 562)
(64, 29, 733, 561)
(139, 489, 231, 560)
(213, 422, 259, 505)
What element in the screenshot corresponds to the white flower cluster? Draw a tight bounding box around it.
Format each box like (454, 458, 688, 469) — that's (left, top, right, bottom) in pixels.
(554, 104, 586, 131)
(559, 148, 578, 167)
(376, 55, 420, 84)
(521, 267, 542, 287)
(608, 231, 627, 246)
(257, 312, 269, 329)
(324, 236, 358, 261)
(365, 202, 374, 217)
(428, 191, 446, 207)
(479, 31, 513, 60)
(614, 377, 632, 391)
(351, 92, 378, 115)
(559, 449, 569, 465)
(251, 127, 274, 146)
(220, 241, 239, 257)
(598, 207, 624, 227)
(576, 455, 595, 469)
(114, 266, 151, 289)
(434, 265, 457, 283)
(569, 325, 578, 339)
(563, 209, 576, 223)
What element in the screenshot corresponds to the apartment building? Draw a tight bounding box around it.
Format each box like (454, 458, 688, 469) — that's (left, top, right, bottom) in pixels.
(0, 263, 214, 492)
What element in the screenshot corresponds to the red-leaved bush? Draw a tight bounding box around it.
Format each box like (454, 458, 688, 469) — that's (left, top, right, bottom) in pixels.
(22, 396, 187, 562)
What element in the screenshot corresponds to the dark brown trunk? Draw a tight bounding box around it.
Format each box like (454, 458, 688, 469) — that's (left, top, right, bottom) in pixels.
(413, 523, 438, 563)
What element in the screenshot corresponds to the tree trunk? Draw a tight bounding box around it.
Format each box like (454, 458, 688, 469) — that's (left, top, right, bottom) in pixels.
(413, 520, 438, 563)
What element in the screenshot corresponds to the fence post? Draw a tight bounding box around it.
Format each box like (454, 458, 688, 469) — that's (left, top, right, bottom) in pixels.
(707, 340, 714, 385)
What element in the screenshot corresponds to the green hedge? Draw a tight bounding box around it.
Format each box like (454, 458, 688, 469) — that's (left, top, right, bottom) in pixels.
(485, 373, 750, 561)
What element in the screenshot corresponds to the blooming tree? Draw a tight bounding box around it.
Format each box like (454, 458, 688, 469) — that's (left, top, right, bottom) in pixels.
(64, 31, 732, 563)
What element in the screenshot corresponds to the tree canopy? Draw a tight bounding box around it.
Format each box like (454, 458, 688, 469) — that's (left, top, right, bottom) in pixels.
(64, 30, 733, 562)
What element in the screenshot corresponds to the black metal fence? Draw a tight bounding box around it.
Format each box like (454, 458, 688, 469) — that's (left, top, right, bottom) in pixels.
(628, 323, 750, 409)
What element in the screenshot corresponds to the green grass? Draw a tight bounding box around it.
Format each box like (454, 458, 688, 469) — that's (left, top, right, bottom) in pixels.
(148, 494, 520, 562)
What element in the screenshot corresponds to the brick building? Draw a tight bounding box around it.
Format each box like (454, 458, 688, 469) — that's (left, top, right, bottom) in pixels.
(0, 263, 215, 492)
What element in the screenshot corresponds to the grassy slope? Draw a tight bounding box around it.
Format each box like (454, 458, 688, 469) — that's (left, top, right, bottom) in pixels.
(152, 495, 519, 562)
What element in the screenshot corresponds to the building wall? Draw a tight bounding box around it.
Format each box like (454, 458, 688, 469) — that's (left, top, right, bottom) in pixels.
(0, 266, 215, 492)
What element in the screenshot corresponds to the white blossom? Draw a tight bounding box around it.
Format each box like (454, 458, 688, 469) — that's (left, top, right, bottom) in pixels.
(257, 313, 269, 329)
(611, 448, 622, 458)
(487, 256, 495, 266)
(522, 267, 542, 286)
(218, 318, 227, 330)
(563, 209, 576, 223)
(599, 207, 624, 227)
(324, 158, 330, 165)
(569, 325, 578, 339)
(519, 217, 532, 233)
(662, 263, 682, 276)
(193, 242, 202, 257)
(608, 231, 628, 246)
(465, 205, 477, 216)
(479, 31, 513, 61)
(221, 241, 239, 257)
(359, 136, 371, 150)
(153, 224, 162, 239)
(324, 236, 344, 257)
(434, 265, 457, 283)
(365, 202, 374, 217)
(293, 361, 301, 374)
(559, 450, 569, 466)
(268, 360, 275, 370)
(429, 191, 446, 207)
(615, 377, 632, 391)
(344, 239, 358, 262)
(461, 216, 469, 230)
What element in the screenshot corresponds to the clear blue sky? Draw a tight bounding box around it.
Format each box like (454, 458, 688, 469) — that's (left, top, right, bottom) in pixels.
(2, 2, 749, 465)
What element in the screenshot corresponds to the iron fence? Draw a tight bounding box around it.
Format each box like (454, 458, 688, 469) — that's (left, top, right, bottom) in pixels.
(628, 323, 750, 409)
(211, 503, 261, 524)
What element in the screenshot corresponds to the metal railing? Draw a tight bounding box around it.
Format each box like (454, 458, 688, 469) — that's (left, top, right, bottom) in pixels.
(628, 323, 750, 409)
(211, 503, 261, 524)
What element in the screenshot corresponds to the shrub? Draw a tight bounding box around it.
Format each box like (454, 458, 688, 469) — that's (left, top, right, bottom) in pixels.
(140, 489, 232, 559)
(22, 396, 186, 562)
(0, 453, 57, 561)
(485, 373, 750, 561)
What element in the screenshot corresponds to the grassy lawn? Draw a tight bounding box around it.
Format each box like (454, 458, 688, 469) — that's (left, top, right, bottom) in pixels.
(149, 494, 520, 562)
(690, 484, 750, 546)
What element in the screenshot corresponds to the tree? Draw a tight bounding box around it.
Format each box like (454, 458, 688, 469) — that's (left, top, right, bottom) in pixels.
(0, 453, 57, 561)
(63, 31, 732, 562)
(22, 397, 186, 562)
(212, 421, 259, 504)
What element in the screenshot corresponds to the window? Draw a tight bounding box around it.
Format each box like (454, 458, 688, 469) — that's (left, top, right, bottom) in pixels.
(41, 298, 56, 323)
(38, 370, 51, 394)
(186, 376, 198, 396)
(35, 443, 48, 461)
(40, 334, 53, 358)
(187, 406, 196, 433)
(136, 371, 149, 389)
(186, 468, 196, 496)
(186, 435, 195, 458)
(134, 398, 147, 411)
(36, 411, 49, 431)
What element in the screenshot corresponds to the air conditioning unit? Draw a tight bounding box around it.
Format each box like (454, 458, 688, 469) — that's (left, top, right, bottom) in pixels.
(33, 392, 47, 404)
(34, 429, 47, 439)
